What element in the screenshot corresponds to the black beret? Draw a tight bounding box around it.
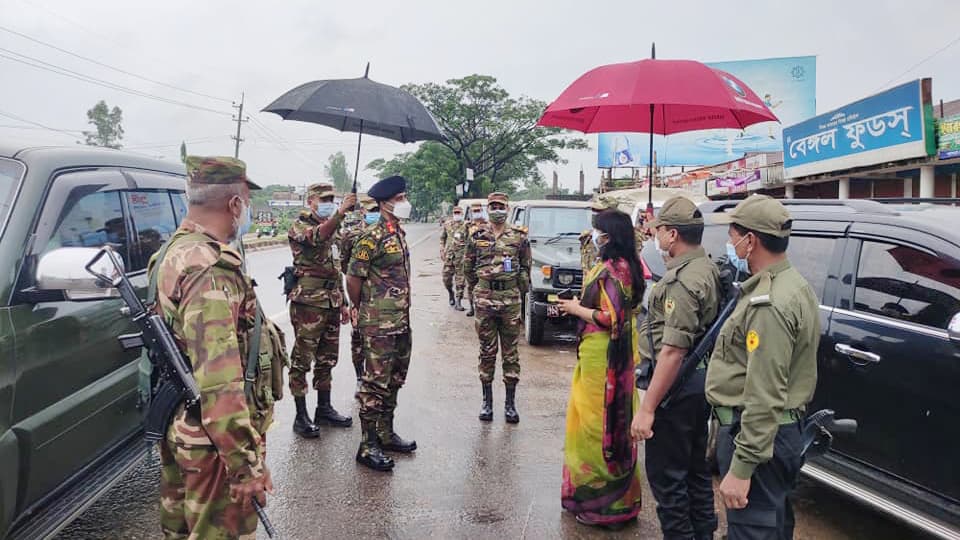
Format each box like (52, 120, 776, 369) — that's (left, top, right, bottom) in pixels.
(368, 175, 407, 201)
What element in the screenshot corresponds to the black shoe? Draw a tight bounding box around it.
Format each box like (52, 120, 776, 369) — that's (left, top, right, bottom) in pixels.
(379, 414, 417, 453)
(447, 287, 455, 306)
(356, 425, 394, 471)
(504, 383, 520, 424)
(454, 297, 466, 311)
(478, 382, 493, 422)
(466, 300, 475, 317)
(315, 390, 352, 427)
(293, 396, 320, 438)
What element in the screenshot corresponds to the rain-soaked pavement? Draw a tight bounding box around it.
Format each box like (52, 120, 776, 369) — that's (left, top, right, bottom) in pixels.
(61, 223, 929, 539)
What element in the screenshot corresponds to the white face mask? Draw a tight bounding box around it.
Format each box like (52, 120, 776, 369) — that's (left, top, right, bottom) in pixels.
(654, 231, 671, 260)
(390, 200, 412, 220)
(591, 228, 607, 249)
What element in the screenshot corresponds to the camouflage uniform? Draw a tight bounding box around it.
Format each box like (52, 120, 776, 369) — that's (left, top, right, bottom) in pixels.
(340, 196, 379, 381)
(347, 215, 412, 449)
(287, 186, 345, 397)
(153, 156, 284, 540)
(441, 215, 467, 300)
(463, 204, 487, 314)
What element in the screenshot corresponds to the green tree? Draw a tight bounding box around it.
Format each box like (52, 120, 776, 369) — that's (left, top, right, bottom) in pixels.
(325, 151, 352, 192)
(367, 141, 461, 220)
(83, 100, 124, 149)
(402, 74, 588, 196)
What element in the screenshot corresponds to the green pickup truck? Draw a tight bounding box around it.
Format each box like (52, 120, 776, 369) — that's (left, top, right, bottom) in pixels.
(0, 144, 188, 539)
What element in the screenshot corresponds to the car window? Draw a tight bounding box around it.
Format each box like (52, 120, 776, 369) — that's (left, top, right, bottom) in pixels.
(527, 207, 590, 237)
(786, 236, 836, 301)
(513, 207, 525, 226)
(126, 191, 179, 272)
(171, 190, 188, 222)
(0, 158, 25, 239)
(854, 241, 960, 330)
(44, 190, 127, 264)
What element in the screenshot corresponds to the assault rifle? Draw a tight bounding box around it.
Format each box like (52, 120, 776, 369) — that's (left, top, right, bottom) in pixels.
(85, 246, 200, 442)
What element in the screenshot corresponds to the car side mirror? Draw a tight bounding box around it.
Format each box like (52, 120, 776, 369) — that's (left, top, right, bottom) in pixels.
(949, 313, 960, 344)
(36, 247, 123, 301)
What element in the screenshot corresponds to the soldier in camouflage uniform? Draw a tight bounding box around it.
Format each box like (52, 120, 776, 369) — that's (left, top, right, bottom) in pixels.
(152, 156, 283, 539)
(440, 206, 467, 309)
(340, 195, 380, 386)
(287, 183, 357, 437)
(464, 201, 487, 317)
(579, 195, 619, 273)
(463, 192, 531, 424)
(346, 176, 417, 472)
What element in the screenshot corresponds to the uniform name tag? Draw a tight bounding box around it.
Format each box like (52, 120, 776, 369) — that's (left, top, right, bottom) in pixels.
(503, 256, 512, 272)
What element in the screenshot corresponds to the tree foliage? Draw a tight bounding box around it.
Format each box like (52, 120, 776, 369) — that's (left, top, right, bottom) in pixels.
(324, 151, 352, 192)
(83, 100, 124, 149)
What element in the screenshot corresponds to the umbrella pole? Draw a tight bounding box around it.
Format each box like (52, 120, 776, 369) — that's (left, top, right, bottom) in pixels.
(647, 103, 654, 212)
(352, 121, 363, 209)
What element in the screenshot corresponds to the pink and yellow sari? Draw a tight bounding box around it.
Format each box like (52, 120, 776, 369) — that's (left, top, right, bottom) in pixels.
(561, 258, 642, 525)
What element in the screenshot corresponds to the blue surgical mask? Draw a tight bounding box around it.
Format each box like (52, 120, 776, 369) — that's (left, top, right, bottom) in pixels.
(236, 201, 252, 238)
(726, 238, 750, 275)
(364, 212, 380, 225)
(315, 202, 336, 218)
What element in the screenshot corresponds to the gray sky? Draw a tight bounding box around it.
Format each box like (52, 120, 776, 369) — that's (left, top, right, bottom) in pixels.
(2, 0, 959, 193)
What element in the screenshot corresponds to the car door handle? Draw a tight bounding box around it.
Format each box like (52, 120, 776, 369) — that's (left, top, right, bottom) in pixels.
(834, 343, 881, 364)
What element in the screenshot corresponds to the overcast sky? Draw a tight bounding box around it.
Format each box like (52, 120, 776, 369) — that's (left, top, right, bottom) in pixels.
(2, 0, 959, 193)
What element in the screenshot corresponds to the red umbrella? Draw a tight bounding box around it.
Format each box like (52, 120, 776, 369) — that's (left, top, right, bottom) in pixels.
(538, 44, 778, 208)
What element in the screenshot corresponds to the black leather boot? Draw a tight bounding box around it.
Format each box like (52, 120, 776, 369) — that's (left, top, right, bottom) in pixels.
(478, 382, 493, 421)
(293, 396, 320, 438)
(356, 421, 394, 471)
(379, 413, 417, 453)
(454, 296, 466, 311)
(315, 389, 352, 427)
(466, 299, 475, 317)
(447, 287, 455, 305)
(504, 383, 520, 424)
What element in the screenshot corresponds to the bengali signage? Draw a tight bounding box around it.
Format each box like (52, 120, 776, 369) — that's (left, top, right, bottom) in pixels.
(938, 114, 960, 160)
(598, 56, 816, 167)
(783, 79, 935, 178)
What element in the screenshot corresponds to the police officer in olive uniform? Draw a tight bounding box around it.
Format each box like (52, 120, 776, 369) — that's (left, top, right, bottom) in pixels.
(707, 194, 819, 540)
(346, 176, 417, 472)
(463, 192, 531, 423)
(579, 196, 619, 272)
(630, 196, 719, 540)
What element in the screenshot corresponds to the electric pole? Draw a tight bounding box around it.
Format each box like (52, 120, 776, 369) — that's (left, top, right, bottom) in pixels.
(231, 92, 247, 158)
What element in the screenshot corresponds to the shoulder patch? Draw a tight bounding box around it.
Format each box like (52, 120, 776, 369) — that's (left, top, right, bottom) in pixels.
(664, 297, 676, 315)
(746, 329, 760, 352)
(749, 294, 771, 306)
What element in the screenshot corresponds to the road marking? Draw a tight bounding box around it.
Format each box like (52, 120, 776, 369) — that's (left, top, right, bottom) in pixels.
(409, 227, 438, 249)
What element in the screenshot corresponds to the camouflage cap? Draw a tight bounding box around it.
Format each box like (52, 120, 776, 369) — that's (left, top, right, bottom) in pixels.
(360, 194, 379, 211)
(452, 206, 464, 214)
(714, 194, 792, 238)
(648, 196, 703, 228)
(307, 182, 336, 199)
(590, 195, 618, 211)
(487, 192, 509, 204)
(184, 155, 261, 190)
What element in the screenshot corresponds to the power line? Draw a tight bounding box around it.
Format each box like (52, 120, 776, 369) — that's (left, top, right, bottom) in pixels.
(0, 108, 82, 140)
(0, 47, 232, 117)
(0, 123, 85, 132)
(247, 117, 325, 171)
(0, 24, 232, 103)
(876, 32, 960, 91)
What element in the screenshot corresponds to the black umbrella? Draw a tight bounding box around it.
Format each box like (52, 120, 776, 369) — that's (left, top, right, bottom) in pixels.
(262, 64, 444, 193)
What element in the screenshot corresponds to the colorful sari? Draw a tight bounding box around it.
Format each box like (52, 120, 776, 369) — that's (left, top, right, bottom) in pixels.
(561, 258, 642, 525)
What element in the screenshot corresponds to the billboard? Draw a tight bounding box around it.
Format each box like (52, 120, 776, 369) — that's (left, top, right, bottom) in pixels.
(938, 115, 960, 160)
(597, 56, 816, 167)
(783, 79, 936, 178)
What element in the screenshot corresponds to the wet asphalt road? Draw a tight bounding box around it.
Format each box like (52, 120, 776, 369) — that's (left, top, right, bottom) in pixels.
(60, 223, 928, 539)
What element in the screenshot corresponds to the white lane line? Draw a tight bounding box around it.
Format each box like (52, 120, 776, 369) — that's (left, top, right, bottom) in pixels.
(409, 227, 438, 249)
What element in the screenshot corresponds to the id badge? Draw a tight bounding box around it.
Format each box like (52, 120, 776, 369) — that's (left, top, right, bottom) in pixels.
(503, 256, 512, 272)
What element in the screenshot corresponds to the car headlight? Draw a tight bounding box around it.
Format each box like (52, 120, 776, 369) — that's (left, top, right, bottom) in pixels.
(557, 271, 575, 286)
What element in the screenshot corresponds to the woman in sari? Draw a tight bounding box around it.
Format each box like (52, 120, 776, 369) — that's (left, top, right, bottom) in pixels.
(557, 209, 646, 530)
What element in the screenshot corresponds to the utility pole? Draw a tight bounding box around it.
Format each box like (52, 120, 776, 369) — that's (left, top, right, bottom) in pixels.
(231, 92, 247, 158)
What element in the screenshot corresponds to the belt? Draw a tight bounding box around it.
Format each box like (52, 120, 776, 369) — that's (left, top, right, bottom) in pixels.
(712, 406, 802, 426)
(479, 278, 517, 291)
(299, 276, 340, 290)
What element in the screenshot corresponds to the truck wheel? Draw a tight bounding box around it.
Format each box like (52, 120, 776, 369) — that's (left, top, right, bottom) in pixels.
(525, 292, 545, 346)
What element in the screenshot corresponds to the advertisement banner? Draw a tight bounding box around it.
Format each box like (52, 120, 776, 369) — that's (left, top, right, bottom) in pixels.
(938, 115, 960, 160)
(783, 79, 934, 178)
(597, 56, 816, 167)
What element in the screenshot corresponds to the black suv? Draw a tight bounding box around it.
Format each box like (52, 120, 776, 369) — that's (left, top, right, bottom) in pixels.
(0, 143, 188, 538)
(641, 198, 960, 540)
